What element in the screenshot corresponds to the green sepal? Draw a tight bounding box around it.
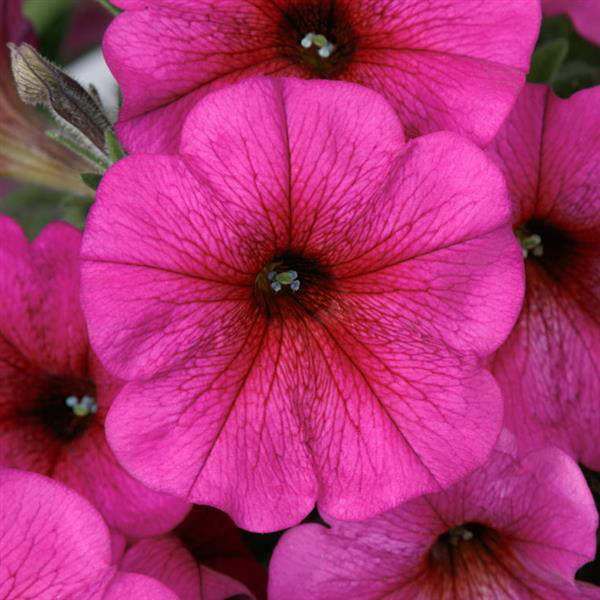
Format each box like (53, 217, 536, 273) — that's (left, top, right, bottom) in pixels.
(46, 128, 111, 171)
(81, 172, 103, 191)
(528, 39, 570, 84)
(105, 128, 126, 163)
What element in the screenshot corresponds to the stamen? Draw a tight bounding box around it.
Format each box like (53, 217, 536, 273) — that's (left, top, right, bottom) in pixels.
(447, 526, 474, 546)
(65, 394, 97, 417)
(301, 32, 315, 48)
(300, 32, 335, 58)
(515, 229, 543, 258)
(268, 269, 300, 293)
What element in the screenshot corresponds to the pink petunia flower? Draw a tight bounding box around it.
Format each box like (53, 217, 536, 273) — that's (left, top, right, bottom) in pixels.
(0, 467, 179, 600)
(487, 84, 600, 470)
(543, 0, 600, 46)
(119, 508, 265, 600)
(0, 215, 190, 537)
(81, 78, 524, 531)
(268, 438, 598, 599)
(104, 0, 540, 153)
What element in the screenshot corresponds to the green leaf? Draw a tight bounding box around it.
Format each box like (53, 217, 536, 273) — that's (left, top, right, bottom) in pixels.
(80, 172, 103, 191)
(95, 0, 122, 16)
(105, 129, 126, 163)
(528, 38, 570, 84)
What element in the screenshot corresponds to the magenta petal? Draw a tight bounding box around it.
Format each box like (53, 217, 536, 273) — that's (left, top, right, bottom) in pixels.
(269, 444, 597, 599)
(84, 78, 523, 529)
(105, 0, 539, 151)
(543, 0, 600, 45)
(121, 537, 201, 600)
(53, 426, 191, 537)
(0, 468, 114, 599)
(488, 85, 600, 469)
(103, 572, 178, 600)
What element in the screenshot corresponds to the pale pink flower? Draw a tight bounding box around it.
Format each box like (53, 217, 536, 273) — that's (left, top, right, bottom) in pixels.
(487, 84, 600, 470)
(0, 215, 190, 537)
(81, 77, 524, 531)
(0, 468, 178, 600)
(104, 0, 540, 153)
(543, 0, 600, 46)
(268, 439, 598, 599)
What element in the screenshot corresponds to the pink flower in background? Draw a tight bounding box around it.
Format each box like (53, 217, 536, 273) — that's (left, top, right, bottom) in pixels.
(0, 468, 178, 600)
(543, 0, 600, 46)
(116, 506, 267, 600)
(104, 0, 540, 153)
(0, 216, 190, 537)
(81, 78, 524, 531)
(268, 439, 598, 599)
(487, 84, 600, 470)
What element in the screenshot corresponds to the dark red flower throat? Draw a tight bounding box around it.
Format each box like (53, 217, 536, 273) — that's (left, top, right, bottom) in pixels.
(254, 250, 334, 320)
(17, 374, 97, 442)
(277, 1, 357, 77)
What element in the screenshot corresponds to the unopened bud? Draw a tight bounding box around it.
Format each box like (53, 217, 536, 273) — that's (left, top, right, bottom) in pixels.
(8, 42, 111, 152)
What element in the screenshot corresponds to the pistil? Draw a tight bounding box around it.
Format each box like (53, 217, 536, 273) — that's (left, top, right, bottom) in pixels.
(300, 32, 336, 58)
(65, 394, 97, 417)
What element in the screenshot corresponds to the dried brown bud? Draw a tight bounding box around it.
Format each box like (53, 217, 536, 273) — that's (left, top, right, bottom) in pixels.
(8, 42, 111, 152)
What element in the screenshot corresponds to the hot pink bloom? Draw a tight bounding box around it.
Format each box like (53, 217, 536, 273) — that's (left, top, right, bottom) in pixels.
(116, 506, 267, 599)
(0, 468, 178, 600)
(268, 439, 598, 599)
(81, 77, 524, 531)
(104, 0, 539, 153)
(543, 0, 600, 46)
(0, 215, 190, 537)
(487, 84, 600, 470)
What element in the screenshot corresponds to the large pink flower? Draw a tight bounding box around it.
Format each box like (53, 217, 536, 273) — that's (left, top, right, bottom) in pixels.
(268, 439, 598, 599)
(104, 0, 540, 153)
(81, 78, 524, 531)
(487, 84, 600, 470)
(0, 215, 190, 537)
(543, 0, 600, 46)
(0, 468, 178, 600)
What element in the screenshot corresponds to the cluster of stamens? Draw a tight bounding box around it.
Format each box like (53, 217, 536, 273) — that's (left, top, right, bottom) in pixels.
(65, 394, 97, 417)
(446, 525, 474, 546)
(515, 228, 544, 258)
(300, 33, 335, 58)
(268, 269, 300, 293)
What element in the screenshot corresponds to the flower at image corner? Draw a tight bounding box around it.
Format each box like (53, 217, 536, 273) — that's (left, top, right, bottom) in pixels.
(268, 439, 598, 599)
(543, 0, 600, 46)
(487, 84, 600, 471)
(104, 0, 540, 153)
(0, 215, 190, 538)
(0, 468, 178, 600)
(81, 77, 525, 531)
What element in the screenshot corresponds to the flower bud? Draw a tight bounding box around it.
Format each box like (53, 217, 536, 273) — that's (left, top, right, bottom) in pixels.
(8, 42, 111, 152)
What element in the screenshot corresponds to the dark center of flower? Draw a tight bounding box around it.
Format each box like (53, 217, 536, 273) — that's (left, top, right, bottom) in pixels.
(29, 375, 97, 442)
(428, 522, 500, 571)
(515, 219, 576, 280)
(277, 1, 357, 77)
(253, 250, 334, 319)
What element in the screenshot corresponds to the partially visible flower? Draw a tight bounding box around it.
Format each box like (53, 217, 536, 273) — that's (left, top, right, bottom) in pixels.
(81, 77, 524, 531)
(0, 0, 89, 194)
(0, 215, 190, 537)
(0, 468, 179, 600)
(543, 0, 600, 46)
(487, 84, 600, 470)
(268, 439, 598, 599)
(119, 508, 264, 600)
(104, 0, 540, 153)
